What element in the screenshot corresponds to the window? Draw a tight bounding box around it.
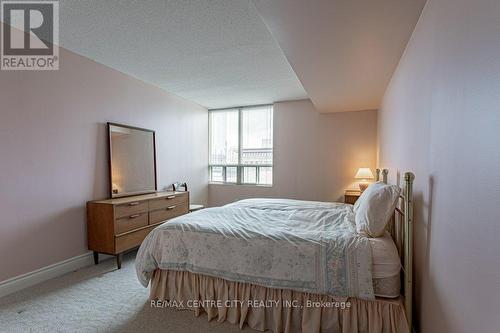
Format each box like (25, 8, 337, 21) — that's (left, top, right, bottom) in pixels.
(209, 105, 273, 185)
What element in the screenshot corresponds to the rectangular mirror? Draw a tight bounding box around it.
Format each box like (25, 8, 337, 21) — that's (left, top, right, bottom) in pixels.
(108, 123, 157, 198)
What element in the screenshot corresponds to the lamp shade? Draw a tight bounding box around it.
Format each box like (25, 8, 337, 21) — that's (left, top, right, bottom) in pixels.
(355, 168, 374, 179)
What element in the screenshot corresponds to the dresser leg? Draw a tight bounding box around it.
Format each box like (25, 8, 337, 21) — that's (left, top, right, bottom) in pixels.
(116, 253, 122, 269)
(93, 251, 99, 265)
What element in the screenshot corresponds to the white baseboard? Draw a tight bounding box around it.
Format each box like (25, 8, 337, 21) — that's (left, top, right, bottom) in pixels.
(0, 252, 113, 298)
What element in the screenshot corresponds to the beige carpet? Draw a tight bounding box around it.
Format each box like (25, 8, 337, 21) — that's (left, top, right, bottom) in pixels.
(0, 252, 259, 333)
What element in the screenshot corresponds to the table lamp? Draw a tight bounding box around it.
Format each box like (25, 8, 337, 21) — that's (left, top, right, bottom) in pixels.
(355, 168, 374, 192)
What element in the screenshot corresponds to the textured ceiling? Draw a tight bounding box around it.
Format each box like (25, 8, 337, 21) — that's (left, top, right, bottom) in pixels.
(252, 0, 427, 113)
(58, 0, 307, 109)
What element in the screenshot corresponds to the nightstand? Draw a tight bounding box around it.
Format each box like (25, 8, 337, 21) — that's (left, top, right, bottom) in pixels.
(344, 190, 361, 204)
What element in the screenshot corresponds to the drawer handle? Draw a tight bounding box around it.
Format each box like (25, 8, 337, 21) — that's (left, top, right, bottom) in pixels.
(166, 196, 176, 200)
(128, 214, 141, 219)
(166, 205, 176, 210)
(128, 202, 140, 206)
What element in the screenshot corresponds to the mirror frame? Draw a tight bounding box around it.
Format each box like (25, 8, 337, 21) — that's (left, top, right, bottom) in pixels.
(107, 122, 157, 198)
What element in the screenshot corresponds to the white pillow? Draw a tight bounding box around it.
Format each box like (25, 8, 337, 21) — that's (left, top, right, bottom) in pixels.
(354, 181, 400, 237)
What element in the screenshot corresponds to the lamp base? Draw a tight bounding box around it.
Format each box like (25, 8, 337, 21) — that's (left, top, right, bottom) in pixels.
(359, 182, 369, 192)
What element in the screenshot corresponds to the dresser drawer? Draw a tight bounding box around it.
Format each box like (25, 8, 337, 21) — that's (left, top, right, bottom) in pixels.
(114, 212, 148, 235)
(149, 194, 187, 211)
(114, 201, 148, 219)
(149, 203, 188, 224)
(115, 226, 154, 253)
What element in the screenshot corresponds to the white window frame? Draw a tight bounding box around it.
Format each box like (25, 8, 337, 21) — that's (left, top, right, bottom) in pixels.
(209, 105, 273, 186)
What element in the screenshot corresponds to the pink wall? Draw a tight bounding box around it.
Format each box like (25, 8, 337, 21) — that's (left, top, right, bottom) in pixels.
(378, 0, 500, 331)
(0, 46, 208, 282)
(209, 100, 377, 206)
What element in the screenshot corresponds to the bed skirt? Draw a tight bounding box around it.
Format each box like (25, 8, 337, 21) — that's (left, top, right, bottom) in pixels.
(150, 269, 409, 333)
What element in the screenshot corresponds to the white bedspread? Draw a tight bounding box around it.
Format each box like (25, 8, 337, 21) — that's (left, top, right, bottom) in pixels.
(135, 198, 375, 299)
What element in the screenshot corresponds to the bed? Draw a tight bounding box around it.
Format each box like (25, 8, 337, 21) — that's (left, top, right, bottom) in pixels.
(136, 169, 414, 332)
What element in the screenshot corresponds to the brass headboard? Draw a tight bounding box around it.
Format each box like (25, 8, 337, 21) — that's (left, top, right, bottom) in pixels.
(376, 168, 415, 330)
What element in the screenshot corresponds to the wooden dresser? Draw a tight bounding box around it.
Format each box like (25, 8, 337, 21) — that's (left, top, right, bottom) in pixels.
(87, 191, 189, 268)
